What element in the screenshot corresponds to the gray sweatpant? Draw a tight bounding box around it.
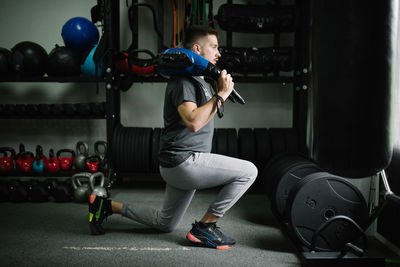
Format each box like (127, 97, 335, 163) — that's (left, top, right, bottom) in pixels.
(121, 152, 258, 232)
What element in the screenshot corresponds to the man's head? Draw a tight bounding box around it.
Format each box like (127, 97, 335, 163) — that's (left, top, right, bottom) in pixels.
(183, 25, 221, 65)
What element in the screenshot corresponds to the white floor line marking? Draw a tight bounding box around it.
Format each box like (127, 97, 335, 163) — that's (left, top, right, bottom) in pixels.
(62, 246, 191, 251)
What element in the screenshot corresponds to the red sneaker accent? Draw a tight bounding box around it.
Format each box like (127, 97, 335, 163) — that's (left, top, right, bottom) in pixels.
(89, 194, 96, 204)
(216, 245, 232, 250)
(186, 232, 201, 243)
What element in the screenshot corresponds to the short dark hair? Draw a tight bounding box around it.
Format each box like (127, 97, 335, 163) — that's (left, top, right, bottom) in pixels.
(183, 25, 219, 49)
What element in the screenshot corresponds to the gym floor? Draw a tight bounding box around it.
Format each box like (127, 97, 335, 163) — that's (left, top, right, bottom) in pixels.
(0, 182, 398, 267)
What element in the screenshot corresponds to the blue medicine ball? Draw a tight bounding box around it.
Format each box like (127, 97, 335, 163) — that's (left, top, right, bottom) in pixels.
(61, 17, 99, 52)
(81, 44, 104, 77)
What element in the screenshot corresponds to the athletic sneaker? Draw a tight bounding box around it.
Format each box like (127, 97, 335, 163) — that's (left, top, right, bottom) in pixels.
(186, 221, 236, 249)
(88, 194, 113, 235)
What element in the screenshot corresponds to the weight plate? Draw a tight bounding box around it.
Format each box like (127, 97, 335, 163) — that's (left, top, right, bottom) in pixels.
(227, 128, 238, 158)
(217, 128, 228, 156)
(284, 128, 299, 153)
(254, 128, 271, 170)
(274, 162, 321, 219)
(263, 152, 308, 199)
(142, 127, 153, 173)
(238, 128, 256, 162)
(152, 128, 161, 173)
(269, 128, 286, 156)
(287, 172, 369, 251)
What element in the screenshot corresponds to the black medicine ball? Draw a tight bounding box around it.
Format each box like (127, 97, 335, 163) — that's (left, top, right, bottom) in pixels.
(0, 47, 11, 76)
(10, 41, 48, 76)
(46, 45, 81, 76)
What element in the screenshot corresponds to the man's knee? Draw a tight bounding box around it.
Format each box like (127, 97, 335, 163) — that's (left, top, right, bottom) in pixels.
(247, 161, 258, 181)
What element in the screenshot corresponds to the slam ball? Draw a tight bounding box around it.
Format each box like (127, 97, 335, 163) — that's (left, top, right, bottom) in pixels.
(0, 47, 11, 76)
(46, 45, 81, 76)
(62, 17, 99, 52)
(9, 41, 48, 77)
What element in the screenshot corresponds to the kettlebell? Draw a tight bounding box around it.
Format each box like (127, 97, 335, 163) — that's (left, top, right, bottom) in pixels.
(89, 172, 108, 198)
(85, 155, 101, 173)
(32, 145, 45, 173)
(94, 141, 107, 170)
(45, 149, 60, 173)
(74, 141, 89, 171)
(57, 149, 76, 171)
(15, 144, 34, 172)
(72, 172, 91, 203)
(0, 147, 16, 172)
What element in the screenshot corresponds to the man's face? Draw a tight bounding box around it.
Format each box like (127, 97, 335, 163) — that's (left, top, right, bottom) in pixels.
(195, 34, 221, 65)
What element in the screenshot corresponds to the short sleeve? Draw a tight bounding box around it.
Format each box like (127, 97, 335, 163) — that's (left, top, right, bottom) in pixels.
(168, 76, 198, 108)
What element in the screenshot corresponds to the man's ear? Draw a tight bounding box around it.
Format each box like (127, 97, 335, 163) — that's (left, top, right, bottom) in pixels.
(192, 44, 201, 55)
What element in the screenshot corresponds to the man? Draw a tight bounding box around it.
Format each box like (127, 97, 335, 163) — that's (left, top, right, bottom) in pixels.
(89, 25, 258, 250)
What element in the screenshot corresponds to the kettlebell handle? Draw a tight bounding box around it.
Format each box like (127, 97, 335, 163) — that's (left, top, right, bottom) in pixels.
(89, 172, 105, 191)
(0, 147, 16, 158)
(76, 141, 89, 156)
(94, 141, 107, 155)
(72, 172, 92, 189)
(57, 148, 76, 158)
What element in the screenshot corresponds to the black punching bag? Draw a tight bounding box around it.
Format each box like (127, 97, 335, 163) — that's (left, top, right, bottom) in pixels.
(311, 0, 397, 178)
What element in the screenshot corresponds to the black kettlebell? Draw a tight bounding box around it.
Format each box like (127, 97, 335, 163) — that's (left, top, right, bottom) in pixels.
(94, 141, 107, 170)
(74, 141, 89, 171)
(9, 41, 48, 77)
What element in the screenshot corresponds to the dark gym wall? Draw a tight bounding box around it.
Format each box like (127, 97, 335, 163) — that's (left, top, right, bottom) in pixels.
(0, 0, 293, 154)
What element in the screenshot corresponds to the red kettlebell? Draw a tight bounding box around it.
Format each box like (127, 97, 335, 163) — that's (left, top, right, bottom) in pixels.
(15, 145, 34, 173)
(45, 149, 60, 173)
(0, 147, 16, 172)
(57, 149, 76, 171)
(85, 155, 101, 173)
(16, 151, 35, 172)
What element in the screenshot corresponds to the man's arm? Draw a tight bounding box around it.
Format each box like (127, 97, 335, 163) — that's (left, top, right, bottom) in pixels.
(178, 70, 234, 132)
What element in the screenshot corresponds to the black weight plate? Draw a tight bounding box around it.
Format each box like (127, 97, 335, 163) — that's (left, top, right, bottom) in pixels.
(284, 128, 299, 153)
(227, 128, 238, 158)
(263, 152, 308, 199)
(254, 128, 271, 170)
(287, 172, 369, 251)
(211, 129, 217, 153)
(217, 128, 228, 156)
(274, 162, 321, 219)
(142, 127, 152, 173)
(112, 124, 122, 171)
(269, 128, 286, 156)
(238, 128, 256, 162)
(152, 128, 161, 173)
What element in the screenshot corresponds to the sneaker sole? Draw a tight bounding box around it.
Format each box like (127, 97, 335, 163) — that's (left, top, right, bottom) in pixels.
(186, 232, 233, 250)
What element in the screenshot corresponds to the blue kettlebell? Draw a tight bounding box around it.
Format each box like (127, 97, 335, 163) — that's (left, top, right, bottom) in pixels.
(81, 44, 104, 77)
(32, 145, 45, 173)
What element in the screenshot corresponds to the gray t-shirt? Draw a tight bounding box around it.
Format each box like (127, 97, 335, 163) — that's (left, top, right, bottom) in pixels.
(158, 76, 214, 168)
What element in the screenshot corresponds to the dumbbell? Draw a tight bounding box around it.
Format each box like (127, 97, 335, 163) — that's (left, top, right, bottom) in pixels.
(15, 104, 27, 116)
(26, 104, 40, 116)
(38, 104, 51, 116)
(63, 103, 77, 116)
